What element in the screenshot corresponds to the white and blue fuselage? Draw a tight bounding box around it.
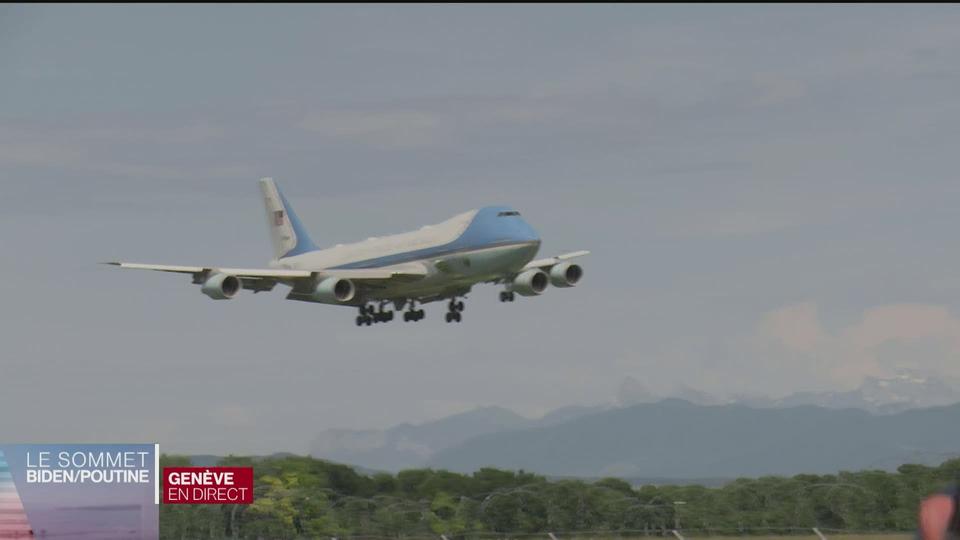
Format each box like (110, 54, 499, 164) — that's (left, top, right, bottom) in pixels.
(274, 204, 541, 304)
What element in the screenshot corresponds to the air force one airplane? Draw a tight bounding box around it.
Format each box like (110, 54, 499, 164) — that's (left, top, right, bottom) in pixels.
(108, 178, 588, 325)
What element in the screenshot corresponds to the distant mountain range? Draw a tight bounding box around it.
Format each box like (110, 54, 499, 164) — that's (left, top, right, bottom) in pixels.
(617, 370, 960, 414)
(428, 399, 960, 478)
(742, 373, 960, 414)
(309, 370, 960, 477)
(309, 404, 608, 472)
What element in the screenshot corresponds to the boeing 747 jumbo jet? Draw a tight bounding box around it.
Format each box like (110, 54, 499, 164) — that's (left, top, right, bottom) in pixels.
(107, 178, 588, 325)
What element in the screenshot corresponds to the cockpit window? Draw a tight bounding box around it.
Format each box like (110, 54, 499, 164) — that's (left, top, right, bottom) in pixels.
(497, 211, 521, 217)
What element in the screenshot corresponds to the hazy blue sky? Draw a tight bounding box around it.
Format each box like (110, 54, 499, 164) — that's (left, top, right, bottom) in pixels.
(4, 5, 960, 454)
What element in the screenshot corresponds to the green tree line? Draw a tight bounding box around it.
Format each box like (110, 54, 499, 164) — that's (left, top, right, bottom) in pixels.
(159, 454, 960, 539)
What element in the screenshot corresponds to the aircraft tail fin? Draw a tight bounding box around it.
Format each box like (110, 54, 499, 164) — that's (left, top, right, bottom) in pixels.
(258, 177, 318, 259)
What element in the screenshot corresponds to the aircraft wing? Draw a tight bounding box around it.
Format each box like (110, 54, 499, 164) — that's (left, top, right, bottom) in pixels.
(104, 262, 312, 278)
(521, 250, 590, 271)
(104, 261, 428, 293)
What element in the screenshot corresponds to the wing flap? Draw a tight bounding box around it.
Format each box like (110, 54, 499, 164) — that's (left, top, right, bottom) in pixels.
(105, 261, 427, 292)
(319, 262, 428, 282)
(217, 267, 313, 278)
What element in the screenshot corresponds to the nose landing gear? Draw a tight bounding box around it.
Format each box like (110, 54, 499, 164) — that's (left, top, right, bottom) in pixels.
(499, 291, 516, 302)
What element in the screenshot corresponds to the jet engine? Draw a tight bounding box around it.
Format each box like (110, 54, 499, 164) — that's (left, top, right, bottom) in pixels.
(511, 269, 549, 296)
(201, 273, 241, 300)
(549, 262, 583, 288)
(310, 277, 356, 304)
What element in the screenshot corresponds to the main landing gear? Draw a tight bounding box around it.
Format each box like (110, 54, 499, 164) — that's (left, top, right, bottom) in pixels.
(354, 299, 469, 325)
(356, 303, 394, 326)
(403, 301, 425, 323)
(499, 291, 516, 302)
(355, 300, 427, 325)
(445, 298, 465, 323)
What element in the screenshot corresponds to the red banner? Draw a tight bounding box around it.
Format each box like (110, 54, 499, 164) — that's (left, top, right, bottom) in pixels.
(162, 467, 253, 504)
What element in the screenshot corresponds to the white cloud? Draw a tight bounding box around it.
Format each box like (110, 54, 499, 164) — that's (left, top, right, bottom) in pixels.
(297, 97, 566, 148)
(0, 120, 246, 180)
(756, 301, 825, 353)
(300, 109, 448, 148)
(208, 404, 256, 428)
(753, 302, 960, 391)
(751, 73, 807, 107)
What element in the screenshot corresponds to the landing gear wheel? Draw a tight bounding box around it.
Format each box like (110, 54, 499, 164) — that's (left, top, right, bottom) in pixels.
(447, 297, 466, 322)
(356, 316, 363, 326)
(405, 308, 425, 322)
(446, 299, 464, 323)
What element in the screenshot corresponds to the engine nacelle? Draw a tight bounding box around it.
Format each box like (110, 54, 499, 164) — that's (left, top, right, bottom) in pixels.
(549, 262, 583, 288)
(310, 277, 356, 304)
(201, 273, 241, 300)
(511, 269, 549, 296)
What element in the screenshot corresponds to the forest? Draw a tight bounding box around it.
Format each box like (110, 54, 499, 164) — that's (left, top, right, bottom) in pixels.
(159, 454, 960, 539)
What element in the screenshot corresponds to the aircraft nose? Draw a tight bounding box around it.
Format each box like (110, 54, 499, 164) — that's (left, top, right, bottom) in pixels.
(516, 218, 540, 243)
